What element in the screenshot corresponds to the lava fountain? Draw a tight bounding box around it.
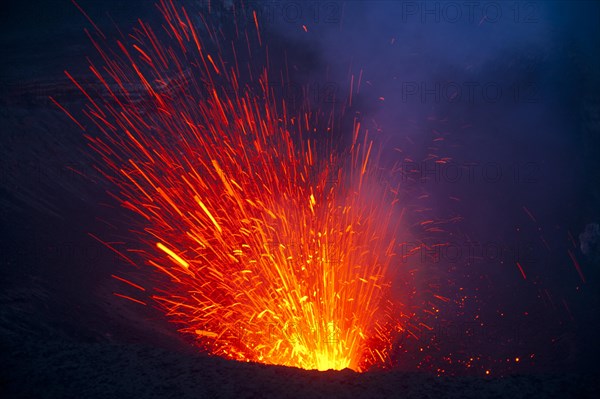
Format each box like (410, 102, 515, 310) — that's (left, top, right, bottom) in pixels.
(58, 0, 408, 371)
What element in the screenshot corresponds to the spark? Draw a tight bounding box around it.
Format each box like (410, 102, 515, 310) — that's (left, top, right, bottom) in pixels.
(63, 0, 409, 372)
(516, 262, 527, 280)
(157, 242, 190, 269)
(522, 206, 537, 223)
(567, 250, 586, 284)
(111, 274, 146, 291)
(113, 292, 147, 306)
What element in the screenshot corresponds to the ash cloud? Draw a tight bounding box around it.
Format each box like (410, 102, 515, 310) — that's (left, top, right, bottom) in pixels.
(264, 0, 600, 373)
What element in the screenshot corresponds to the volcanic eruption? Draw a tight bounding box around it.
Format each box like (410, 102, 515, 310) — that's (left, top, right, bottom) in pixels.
(57, 0, 411, 371)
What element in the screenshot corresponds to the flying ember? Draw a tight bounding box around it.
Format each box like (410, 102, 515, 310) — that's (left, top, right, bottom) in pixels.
(61, 0, 408, 371)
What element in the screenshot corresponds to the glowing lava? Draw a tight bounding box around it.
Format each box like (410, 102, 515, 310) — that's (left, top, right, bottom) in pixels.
(60, 0, 406, 371)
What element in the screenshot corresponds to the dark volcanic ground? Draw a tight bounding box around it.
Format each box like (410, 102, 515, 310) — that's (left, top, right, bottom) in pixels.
(2, 339, 598, 398)
(2, 0, 600, 398)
